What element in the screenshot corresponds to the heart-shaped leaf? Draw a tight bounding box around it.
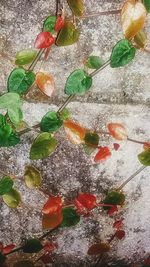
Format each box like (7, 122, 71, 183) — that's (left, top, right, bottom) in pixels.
(61, 207, 80, 227)
(42, 212, 63, 229)
(13, 260, 34, 267)
(8, 68, 35, 95)
(121, 0, 147, 40)
(94, 146, 111, 163)
(143, 0, 150, 12)
(0, 176, 14, 195)
(34, 32, 55, 49)
(30, 132, 57, 160)
(24, 166, 42, 189)
(0, 93, 23, 124)
(88, 242, 110, 255)
(35, 72, 55, 97)
(42, 196, 63, 215)
(15, 49, 37, 66)
(40, 111, 63, 133)
(22, 239, 43, 253)
(0, 114, 20, 147)
(138, 148, 150, 166)
(85, 55, 103, 70)
(103, 191, 125, 210)
(56, 21, 80, 46)
(67, 0, 84, 17)
(107, 123, 128, 140)
(110, 39, 136, 68)
(76, 193, 96, 210)
(65, 69, 92, 95)
(43, 15, 57, 33)
(3, 188, 21, 208)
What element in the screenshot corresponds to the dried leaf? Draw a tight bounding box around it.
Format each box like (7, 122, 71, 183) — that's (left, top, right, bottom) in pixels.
(87, 242, 110, 255)
(64, 120, 86, 144)
(24, 166, 42, 189)
(121, 0, 147, 40)
(36, 72, 55, 97)
(107, 123, 128, 140)
(42, 212, 63, 229)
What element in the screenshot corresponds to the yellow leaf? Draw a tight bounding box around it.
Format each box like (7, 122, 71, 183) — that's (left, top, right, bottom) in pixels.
(121, 0, 147, 40)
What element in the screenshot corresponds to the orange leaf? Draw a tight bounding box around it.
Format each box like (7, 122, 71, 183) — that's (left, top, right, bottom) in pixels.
(143, 142, 150, 150)
(42, 196, 63, 215)
(87, 242, 110, 255)
(36, 72, 55, 97)
(64, 120, 86, 144)
(94, 146, 111, 163)
(121, 0, 147, 40)
(42, 211, 63, 230)
(107, 123, 127, 140)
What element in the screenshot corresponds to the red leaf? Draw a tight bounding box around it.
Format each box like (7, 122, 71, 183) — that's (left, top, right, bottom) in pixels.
(76, 193, 97, 210)
(107, 123, 127, 140)
(44, 47, 51, 60)
(43, 242, 57, 252)
(115, 230, 125, 240)
(40, 254, 54, 264)
(3, 244, 15, 254)
(74, 199, 86, 214)
(34, 32, 55, 49)
(94, 146, 111, 163)
(107, 205, 118, 216)
(55, 16, 65, 32)
(42, 196, 63, 215)
(113, 143, 120, 151)
(113, 219, 124, 230)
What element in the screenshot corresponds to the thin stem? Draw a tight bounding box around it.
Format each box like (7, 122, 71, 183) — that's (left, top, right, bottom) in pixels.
(117, 166, 146, 191)
(28, 49, 45, 71)
(127, 137, 146, 145)
(57, 94, 75, 113)
(18, 123, 40, 136)
(5, 246, 23, 256)
(90, 59, 111, 77)
(80, 9, 121, 20)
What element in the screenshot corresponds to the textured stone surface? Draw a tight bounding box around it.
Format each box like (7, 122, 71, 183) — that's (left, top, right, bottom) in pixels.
(0, 0, 150, 266)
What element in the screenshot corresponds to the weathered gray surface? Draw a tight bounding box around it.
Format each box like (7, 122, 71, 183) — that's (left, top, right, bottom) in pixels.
(0, 0, 150, 266)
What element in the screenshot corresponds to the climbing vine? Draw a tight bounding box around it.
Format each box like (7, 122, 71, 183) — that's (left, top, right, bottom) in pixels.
(0, 0, 150, 266)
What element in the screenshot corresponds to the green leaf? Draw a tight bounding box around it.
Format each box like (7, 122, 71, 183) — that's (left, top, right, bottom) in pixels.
(13, 260, 34, 267)
(0, 92, 23, 124)
(59, 108, 71, 121)
(0, 176, 14, 195)
(8, 68, 35, 95)
(56, 21, 80, 46)
(138, 148, 150, 166)
(84, 132, 99, 148)
(143, 0, 150, 12)
(61, 207, 80, 227)
(82, 144, 96, 155)
(0, 114, 20, 147)
(15, 49, 37, 66)
(22, 239, 43, 253)
(85, 55, 103, 70)
(43, 15, 57, 33)
(30, 132, 57, 160)
(110, 39, 136, 68)
(0, 253, 6, 264)
(24, 166, 42, 189)
(65, 69, 92, 95)
(103, 191, 125, 210)
(3, 188, 21, 208)
(67, 0, 84, 16)
(40, 111, 63, 133)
